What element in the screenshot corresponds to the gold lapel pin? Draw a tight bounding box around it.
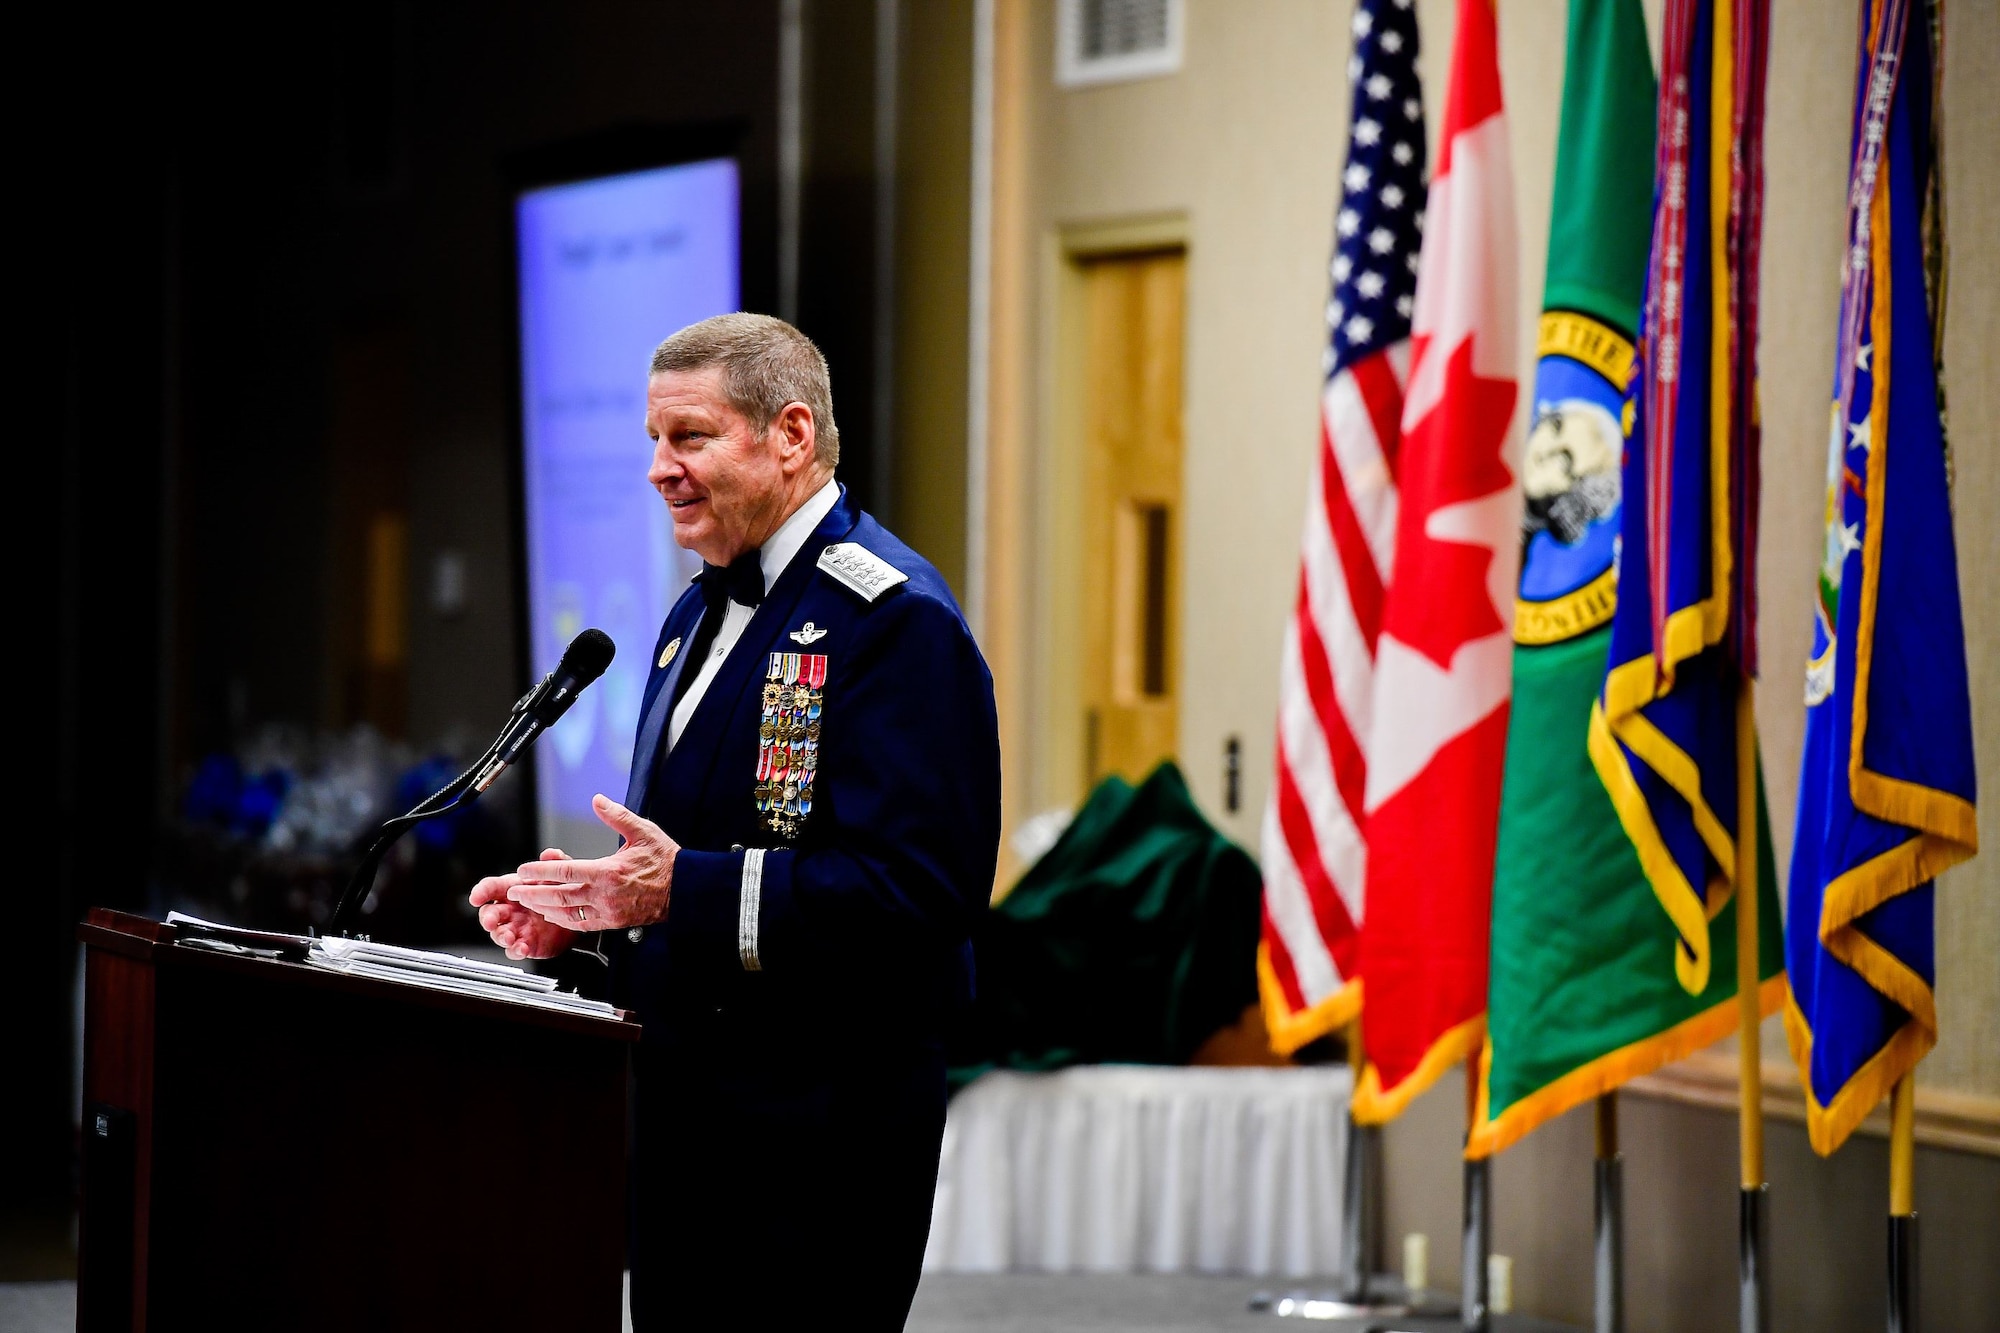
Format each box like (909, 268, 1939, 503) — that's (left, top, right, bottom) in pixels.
(659, 637, 682, 669)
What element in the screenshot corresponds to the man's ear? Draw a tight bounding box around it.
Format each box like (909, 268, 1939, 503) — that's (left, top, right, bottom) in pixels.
(774, 401, 816, 474)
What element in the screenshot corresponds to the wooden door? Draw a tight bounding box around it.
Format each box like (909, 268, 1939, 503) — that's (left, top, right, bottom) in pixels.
(1078, 248, 1185, 787)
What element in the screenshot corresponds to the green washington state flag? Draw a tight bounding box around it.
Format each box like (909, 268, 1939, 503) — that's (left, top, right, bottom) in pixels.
(1468, 0, 1783, 1157)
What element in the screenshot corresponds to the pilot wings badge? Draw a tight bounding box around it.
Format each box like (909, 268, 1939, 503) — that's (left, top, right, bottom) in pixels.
(789, 621, 828, 645)
(756, 651, 828, 840)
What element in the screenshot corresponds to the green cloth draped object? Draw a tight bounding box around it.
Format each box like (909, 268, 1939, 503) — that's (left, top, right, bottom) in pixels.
(949, 763, 1262, 1090)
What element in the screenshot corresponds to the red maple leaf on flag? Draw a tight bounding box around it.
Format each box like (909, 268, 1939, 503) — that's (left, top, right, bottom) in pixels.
(1387, 335, 1518, 671)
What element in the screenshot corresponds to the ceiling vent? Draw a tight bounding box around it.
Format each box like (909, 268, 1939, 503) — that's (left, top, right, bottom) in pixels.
(1056, 0, 1184, 89)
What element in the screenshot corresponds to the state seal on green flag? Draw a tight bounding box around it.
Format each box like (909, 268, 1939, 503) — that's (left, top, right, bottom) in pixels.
(1469, 0, 1782, 1158)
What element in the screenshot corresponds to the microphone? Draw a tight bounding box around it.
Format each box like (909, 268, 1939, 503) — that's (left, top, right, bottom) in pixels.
(325, 628, 617, 936)
(474, 628, 617, 791)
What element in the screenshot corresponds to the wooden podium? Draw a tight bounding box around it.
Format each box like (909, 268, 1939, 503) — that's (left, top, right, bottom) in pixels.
(77, 909, 641, 1332)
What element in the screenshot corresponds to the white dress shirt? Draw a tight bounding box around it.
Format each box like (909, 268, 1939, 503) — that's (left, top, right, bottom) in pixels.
(666, 476, 841, 754)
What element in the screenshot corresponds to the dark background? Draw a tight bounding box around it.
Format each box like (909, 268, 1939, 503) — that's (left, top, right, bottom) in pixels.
(13, 0, 896, 1270)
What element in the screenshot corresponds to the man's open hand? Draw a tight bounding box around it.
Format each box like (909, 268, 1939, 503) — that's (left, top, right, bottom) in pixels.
(506, 794, 679, 931)
(470, 847, 579, 960)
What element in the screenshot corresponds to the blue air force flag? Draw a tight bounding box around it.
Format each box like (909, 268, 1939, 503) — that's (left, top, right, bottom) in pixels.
(1784, 0, 1977, 1157)
(1588, 0, 1778, 1002)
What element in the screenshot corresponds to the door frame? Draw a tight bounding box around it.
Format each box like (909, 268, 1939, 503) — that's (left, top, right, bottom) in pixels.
(1028, 213, 1191, 822)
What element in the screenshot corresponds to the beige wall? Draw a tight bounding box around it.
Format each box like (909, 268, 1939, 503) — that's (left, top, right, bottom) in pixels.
(943, 0, 2000, 1095)
(1381, 1063, 1999, 1332)
(1922, 0, 2000, 1099)
(1000, 0, 1350, 847)
(898, 0, 2000, 1319)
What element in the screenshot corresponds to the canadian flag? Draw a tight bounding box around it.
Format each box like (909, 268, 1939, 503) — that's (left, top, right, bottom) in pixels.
(1351, 0, 1519, 1124)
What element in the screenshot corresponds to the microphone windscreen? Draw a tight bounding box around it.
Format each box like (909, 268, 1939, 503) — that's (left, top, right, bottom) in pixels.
(560, 628, 617, 684)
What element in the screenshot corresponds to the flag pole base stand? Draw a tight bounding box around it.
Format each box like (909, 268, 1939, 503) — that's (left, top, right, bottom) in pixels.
(1335, 1121, 1381, 1300)
(1738, 1184, 1770, 1333)
(1462, 1156, 1492, 1333)
(1593, 1155, 1623, 1333)
(1887, 1213, 1918, 1333)
(1247, 1277, 1458, 1321)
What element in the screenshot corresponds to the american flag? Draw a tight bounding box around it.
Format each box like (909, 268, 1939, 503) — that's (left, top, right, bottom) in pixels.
(1258, 0, 1427, 1055)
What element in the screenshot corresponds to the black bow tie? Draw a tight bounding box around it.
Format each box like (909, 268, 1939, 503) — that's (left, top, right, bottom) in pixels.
(696, 552, 766, 611)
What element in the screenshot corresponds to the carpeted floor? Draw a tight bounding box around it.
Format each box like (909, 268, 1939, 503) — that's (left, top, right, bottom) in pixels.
(907, 1274, 1578, 1331)
(0, 1282, 74, 1332)
(0, 1274, 1579, 1332)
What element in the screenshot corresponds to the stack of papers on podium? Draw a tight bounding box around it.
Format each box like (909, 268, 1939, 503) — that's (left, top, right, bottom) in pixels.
(166, 910, 314, 959)
(308, 937, 617, 1018)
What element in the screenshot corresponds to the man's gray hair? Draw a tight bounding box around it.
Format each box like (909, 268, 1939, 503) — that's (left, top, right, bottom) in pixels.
(649, 313, 839, 468)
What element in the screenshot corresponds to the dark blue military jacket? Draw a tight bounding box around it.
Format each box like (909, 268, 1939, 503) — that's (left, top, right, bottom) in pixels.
(614, 486, 998, 1326)
(612, 484, 998, 1034)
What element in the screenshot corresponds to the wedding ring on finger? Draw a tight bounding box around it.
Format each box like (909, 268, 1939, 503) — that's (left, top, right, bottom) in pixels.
(574, 905, 588, 923)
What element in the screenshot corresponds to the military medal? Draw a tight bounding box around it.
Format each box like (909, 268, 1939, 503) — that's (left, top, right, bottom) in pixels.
(753, 654, 785, 816)
(756, 652, 828, 839)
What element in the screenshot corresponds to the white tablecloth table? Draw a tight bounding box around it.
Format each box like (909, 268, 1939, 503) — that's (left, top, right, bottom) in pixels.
(923, 1064, 1352, 1278)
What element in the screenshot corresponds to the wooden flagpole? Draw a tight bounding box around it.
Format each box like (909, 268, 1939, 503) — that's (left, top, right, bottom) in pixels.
(1889, 1072, 1916, 1218)
(1735, 678, 1768, 1333)
(1888, 1072, 1918, 1331)
(1735, 679, 1764, 1185)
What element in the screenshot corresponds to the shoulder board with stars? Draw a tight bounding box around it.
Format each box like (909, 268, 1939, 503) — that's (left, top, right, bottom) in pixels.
(816, 542, 909, 602)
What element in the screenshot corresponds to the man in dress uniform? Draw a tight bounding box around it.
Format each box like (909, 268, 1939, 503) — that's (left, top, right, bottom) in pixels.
(469, 313, 1000, 1328)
